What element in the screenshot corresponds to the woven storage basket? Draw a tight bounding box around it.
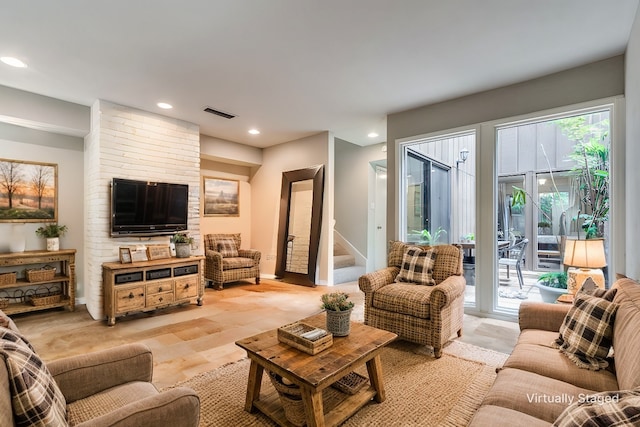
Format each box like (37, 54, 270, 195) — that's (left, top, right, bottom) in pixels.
(0, 272, 17, 286)
(30, 294, 62, 306)
(26, 268, 56, 282)
(332, 371, 368, 395)
(267, 371, 306, 427)
(325, 308, 353, 337)
(0, 298, 8, 309)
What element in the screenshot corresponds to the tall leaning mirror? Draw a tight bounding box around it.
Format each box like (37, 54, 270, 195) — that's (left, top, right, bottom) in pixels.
(275, 165, 324, 287)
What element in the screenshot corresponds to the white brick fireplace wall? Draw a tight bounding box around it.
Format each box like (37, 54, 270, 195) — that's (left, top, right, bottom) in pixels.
(84, 100, 201, 320)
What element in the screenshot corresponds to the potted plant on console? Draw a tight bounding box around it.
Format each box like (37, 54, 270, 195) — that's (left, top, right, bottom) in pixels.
(321, 292, 355, 336)
(172, 233, 194, 258)
(35, 223, 68, 251)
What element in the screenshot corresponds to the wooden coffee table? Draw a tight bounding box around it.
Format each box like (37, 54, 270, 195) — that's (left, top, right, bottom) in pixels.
(235, 313, 397, 427)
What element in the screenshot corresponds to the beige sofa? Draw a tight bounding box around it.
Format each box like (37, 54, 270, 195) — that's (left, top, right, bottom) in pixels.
(1, 310, 199, 426)
(469, 277, 640, 426)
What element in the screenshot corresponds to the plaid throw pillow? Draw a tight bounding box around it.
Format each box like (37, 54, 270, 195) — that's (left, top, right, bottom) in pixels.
(553, 293, 618, 370)
(0, 327, 67, 427)
(554, 389, 640, 427)
(217, 238, 239, 257)
(395, 246, 436, 286)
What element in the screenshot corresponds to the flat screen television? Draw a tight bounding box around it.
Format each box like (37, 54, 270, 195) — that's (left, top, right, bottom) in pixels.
(111, 178, 189, 237)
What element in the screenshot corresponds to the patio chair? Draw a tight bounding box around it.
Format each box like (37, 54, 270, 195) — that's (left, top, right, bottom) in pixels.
(498, 238, 529, 289)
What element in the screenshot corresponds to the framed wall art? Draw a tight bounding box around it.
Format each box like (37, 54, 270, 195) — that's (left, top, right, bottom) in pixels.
(203, 177, 239, 216)
(0, 158, 58, 222)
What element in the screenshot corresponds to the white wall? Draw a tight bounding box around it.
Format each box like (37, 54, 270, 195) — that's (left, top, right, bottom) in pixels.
(200, 159, 252, 248)
(251, 132, 332, 284)
(625, 7, 640, 279)
(0, 125, 85, 296)
(334, 139, 386, 255)
(83, 100, 201, 319)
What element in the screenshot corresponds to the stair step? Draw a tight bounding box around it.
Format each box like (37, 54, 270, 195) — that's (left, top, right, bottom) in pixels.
(334, 254, 355, 269)
(333, 265, 365, 285)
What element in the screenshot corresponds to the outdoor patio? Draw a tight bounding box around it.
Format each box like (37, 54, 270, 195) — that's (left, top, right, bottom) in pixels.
(464, 268, 552, 310)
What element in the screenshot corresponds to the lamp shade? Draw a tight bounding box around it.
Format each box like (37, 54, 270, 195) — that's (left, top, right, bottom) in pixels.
(563, 239, 607, 268)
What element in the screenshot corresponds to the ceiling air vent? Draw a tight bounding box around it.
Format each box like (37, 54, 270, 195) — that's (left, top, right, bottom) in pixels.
(203, 107, 236, 119)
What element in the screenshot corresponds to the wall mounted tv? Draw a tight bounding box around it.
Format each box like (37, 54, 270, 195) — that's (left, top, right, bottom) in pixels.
(111, 178, 189, 237)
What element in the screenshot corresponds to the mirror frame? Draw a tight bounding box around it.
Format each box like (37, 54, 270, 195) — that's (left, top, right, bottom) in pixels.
(275, 165, 324, 287)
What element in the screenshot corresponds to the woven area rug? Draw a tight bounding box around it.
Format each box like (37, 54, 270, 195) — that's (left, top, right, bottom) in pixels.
(168, 340, 508, 427)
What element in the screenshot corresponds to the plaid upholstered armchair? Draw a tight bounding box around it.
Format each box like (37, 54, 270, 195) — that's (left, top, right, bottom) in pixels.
(358, 241, 465, 358)
(204, 233, 261, 290)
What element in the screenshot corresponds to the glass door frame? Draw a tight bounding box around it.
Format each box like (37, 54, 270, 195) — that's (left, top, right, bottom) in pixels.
(477, 98, 624, 318)
(395, 96, 625, 321)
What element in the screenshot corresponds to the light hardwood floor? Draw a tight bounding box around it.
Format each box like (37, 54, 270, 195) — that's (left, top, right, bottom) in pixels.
(12, 279, 519, 389)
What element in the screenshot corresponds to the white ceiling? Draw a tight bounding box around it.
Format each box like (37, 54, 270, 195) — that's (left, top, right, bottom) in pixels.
(1, 1, 638, 148)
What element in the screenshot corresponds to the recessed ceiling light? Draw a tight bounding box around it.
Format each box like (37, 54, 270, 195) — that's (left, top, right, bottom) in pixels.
(248, 129, 260, 135)
(1, 57, 27, 68)
(368, 132, 379, 138)
(157, 102, 173, 109)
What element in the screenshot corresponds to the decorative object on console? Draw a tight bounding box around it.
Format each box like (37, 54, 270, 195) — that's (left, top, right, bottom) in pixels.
(203, 177, 239, 216)
(0, 158, 58, 222)
(321, 292, 354, 336)
(129, 245, 149, 262)
(563, 238, 607, 294)
(9, 224, 26, 252)
(119, 247, 132, 264)
(35, 223, 67, 251)
(146, 245, 172, 260)
(172, 233, 194, 258)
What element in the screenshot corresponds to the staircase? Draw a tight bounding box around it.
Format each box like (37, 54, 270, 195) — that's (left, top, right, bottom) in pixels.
(333, 242, 365, 284)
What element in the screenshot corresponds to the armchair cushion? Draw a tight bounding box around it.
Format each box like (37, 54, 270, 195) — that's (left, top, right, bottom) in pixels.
(222, 257, 255, 269)
(0, 327, 67, 427)
(372, 283, 433, 318)
(553, 293, 618, 370)
(216, 238, 239, 258)
(395, 246, 436, 286)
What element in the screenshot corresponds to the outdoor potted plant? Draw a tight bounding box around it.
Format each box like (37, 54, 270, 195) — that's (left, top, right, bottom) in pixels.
(35, 223, 68, 251)
(533, 271, 568, 303)
(321, 292, 355, 336)
(172, 233, 194, 258)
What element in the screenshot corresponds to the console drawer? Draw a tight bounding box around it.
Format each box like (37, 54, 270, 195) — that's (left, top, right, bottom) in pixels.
(175, 276, 198, 300)
(146, 280, 174, 295)
(115, 286, 145, 313)
(146, 291, 174, 307)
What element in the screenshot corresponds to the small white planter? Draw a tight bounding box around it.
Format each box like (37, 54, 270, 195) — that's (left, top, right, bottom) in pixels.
(46, 237, 60, 251)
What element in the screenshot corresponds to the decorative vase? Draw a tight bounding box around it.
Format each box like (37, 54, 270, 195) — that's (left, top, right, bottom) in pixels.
(325, 308, 353, 336)
(46, 237, 60, 251)
(175, 243, 191, 258)
(10, 224, 26, 252)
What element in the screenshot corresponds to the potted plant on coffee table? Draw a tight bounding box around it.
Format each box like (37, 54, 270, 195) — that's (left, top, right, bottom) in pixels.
(35, 223, 68, 251)
(533, 271, 568, 303)
(172, 233, 194, 258)
(321, 292, 355, 336)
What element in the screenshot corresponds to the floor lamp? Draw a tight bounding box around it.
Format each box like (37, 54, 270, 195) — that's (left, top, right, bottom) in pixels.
(563, 238, 607, 294)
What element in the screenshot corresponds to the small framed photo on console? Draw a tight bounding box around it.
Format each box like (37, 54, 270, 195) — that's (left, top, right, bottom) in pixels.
(119, 247, 132, 264)
(129, 246, 149, 263)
